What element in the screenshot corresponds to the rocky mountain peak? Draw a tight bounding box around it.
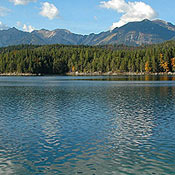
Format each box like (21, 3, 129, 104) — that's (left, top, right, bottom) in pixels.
(0, 19, 175, 47)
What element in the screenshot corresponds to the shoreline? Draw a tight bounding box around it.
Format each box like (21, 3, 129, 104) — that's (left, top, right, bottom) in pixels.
(66, 72, 175, 76)
(0, 72, 175, 76)
(0, 73, 38, 76)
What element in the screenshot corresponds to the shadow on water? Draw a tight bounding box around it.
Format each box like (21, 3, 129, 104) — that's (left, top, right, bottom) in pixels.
(68, 75, 175, 81)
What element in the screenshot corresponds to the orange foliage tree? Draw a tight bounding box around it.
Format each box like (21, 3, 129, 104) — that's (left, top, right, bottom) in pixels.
(159, 53, 170, 72)
(171, 58, 175, 72)
(145, 61, 151, 73)
(72, 66, 75, 72)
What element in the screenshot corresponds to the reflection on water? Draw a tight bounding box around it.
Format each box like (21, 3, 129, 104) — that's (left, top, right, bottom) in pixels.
(0, 76, 175, 174)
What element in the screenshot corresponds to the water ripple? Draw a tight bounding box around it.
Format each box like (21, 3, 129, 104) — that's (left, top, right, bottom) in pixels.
(0, 76, 174, 174)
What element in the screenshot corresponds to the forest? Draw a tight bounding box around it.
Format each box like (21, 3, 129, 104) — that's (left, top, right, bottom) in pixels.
(0, 41, 175, 75)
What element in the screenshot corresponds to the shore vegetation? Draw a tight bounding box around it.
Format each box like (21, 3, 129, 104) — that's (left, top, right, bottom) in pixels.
(0, 41, 175, 75)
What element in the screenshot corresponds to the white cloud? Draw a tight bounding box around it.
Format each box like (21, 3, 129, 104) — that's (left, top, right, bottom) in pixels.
(100, 0, 157, 29)
(0, 6, 10, 16)
(23, 24, 35, 32)
(16, 22, 35, 32)
(9, 0, 37, 5)
(39, 2, 59, 20)
(0, 21, 9, 30)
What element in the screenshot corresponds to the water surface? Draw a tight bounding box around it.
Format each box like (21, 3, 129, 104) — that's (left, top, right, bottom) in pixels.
(0, 75, 175, 175)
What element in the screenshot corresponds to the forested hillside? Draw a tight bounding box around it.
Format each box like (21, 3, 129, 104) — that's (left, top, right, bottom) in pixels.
(0, 41, 175, 75)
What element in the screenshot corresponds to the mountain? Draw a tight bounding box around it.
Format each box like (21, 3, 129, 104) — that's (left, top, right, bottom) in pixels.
(0, 19, 175, 47)
(100, 19, 175, 46)
(32, 29, 84, 45)
(0, 27, 47, 47)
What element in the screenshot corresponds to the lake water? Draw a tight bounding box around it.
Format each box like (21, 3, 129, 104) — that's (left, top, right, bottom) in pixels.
(0, 75, 175, 175)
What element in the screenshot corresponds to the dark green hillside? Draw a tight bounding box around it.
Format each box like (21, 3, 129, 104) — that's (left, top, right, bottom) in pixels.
(0, 41, 175, 75)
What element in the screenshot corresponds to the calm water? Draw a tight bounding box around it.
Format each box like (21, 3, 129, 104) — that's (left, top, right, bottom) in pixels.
(0, 76, 175, 175)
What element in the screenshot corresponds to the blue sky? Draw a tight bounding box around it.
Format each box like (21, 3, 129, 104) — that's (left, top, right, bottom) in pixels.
(0, 0, 175, 34)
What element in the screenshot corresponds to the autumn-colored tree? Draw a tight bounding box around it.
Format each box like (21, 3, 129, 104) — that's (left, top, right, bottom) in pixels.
(145, 61, 151, 72)
(171, 58, 175, 72)
(163, 61, 170, 72)
(160, 61, 170, 72)
(72, 66, 75, 72)
(159, 53, 170, 72)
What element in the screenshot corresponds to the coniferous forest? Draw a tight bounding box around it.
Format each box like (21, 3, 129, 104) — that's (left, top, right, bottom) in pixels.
(0, 41, 175, 75)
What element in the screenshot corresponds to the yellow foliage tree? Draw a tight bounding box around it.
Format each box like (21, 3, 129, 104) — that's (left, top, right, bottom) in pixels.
(163, 61, 169, 72)
(160, 61, 169, 72)
(145, 61, 151, 73)
(171, 58, 175, 71)
(72, 66, 75, 72)
(159, 54, 170, 72)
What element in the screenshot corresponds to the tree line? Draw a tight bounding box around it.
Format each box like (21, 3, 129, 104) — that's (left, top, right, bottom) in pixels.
(0, 41, 175, 74)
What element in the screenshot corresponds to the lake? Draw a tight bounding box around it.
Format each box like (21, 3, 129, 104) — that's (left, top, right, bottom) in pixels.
(0, 75, 175, 175)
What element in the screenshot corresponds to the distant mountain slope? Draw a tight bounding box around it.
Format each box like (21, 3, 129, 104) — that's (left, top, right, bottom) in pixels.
(0, 19, 175, 47)
(153, 19, 175, 31)
(32, 29, 84, 45)
(99, 19, 175, 46)
(0, 27, 46, 47)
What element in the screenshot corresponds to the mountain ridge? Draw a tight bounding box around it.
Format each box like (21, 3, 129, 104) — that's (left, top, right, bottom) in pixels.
(0, 19, 175, 47)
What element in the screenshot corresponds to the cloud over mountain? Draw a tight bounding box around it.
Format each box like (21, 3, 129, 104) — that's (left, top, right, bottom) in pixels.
(100, 0, 157, 29)
(23, 24, 35, 32)
(39, 2, 59, 20)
